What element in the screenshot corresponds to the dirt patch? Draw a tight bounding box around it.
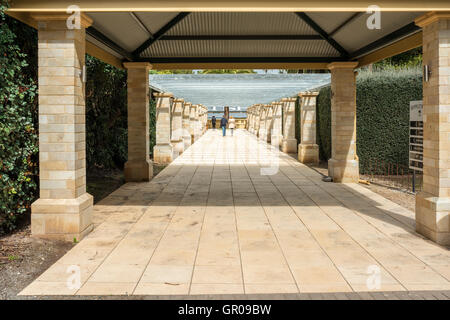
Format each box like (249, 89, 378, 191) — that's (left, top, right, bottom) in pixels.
(0, 165, 168, 299)
(307, 161, 415, 212)
(0, 225, 73, 299)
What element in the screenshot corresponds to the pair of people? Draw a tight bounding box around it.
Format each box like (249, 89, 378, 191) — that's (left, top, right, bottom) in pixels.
(219, 115, 235, 137)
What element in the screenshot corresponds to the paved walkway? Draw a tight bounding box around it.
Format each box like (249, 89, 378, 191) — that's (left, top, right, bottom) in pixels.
(20, 129, 450, 296)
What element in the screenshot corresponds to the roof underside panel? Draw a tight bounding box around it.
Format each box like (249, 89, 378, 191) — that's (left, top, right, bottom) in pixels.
(166, 12, 317, 36)
(85, 11, 424, 62)
(143, 40, 339, 58)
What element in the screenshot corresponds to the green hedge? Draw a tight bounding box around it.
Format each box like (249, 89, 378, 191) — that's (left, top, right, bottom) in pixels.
(316, 68, 423, 171)
(0, 3, 38, 233)
(0, 7, 160, 233)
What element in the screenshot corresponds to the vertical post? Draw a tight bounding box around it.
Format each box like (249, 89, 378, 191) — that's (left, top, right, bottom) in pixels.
(327, 62, 359, 183)
(414, 12, 450, 245)
(281, 97, 297, 153)
(271, 102, 283, 148)
(153, 92, 174, 164)
(123, 62, 153, 182)
(31, 13, 94, 240)
(255, 105, 261, 137)
(298, 92, 319, 164)
(259, 105, 267, 141)
(171, 98, 184, 157)
(190, 104, 198, 143)
(182, 102, 192, 148)
(266, 104, 274, 143)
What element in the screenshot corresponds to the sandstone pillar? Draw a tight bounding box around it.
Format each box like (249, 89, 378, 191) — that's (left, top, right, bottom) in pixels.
(327, 62, 359, 183)
(153, 92, 174, 164)
(415, 12, 450, 245)
(259, 105, 267, 141)
(271, 102, 283, 148)
(266, 105, 274, 143)
(190, 104, 199, 143)
(171, 98, 184, 158)
(123, 62, 153, 182)
(31, 13, 94, 240)
(182, 102, 192, 148)
(281, 98, 298, 153)
(298, 92, 319, 164)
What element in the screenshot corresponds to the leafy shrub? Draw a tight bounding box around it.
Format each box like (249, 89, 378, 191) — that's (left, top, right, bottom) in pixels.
(85, 56, 128, 170)
(0, 3, 38, 233)
(316, 68, 422, 170)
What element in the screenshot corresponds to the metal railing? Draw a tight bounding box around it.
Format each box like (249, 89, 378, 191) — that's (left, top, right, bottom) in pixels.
(360, 158, 423, 193)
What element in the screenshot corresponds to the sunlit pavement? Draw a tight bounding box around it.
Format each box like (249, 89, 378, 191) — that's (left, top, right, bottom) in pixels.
(20, 129, 450, 296)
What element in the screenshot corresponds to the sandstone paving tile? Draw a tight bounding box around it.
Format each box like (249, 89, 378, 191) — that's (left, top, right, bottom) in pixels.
(192, 265, 243, 284)
(387, 264, 450, 290)
(19, 281, 78, 296)
(134, 282, 190, 295)
(242, 265, 295, 284)
(291, 265, 350, 289)
(150, 248, 198, 266)
(190, 284, 244, 295)
(299, 283, 353, 293)
(245, 284, 298, 294)
(76, 282, 136, 296)
(89, 263, 146, 283)
(35, 261, 99, 284)
(140, 265, 193, 284)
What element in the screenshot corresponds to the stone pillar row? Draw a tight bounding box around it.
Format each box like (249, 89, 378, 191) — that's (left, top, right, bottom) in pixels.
(245, 95, 318, 161)
(154, 96, 208, 164)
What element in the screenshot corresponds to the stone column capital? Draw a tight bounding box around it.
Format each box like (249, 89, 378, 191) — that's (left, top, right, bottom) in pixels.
(299, 91, 319, 98)
(123, 62, 152, 70)
(327, 61, 359, 70)
(415, 11, 450, 27)
(31, 12, 93, 28)
(173, 98, 185, 103)
(154, 92, 174, 98)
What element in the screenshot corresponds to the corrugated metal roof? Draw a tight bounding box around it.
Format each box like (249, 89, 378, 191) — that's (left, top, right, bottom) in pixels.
(85, 11, 422, 62)
(149, 73, 330, 117)
(143, 39, 338, 58)
(166, 12, 317, 36)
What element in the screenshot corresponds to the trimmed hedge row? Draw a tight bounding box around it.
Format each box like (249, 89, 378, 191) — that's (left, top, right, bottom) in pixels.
(316, 69, 423, 171)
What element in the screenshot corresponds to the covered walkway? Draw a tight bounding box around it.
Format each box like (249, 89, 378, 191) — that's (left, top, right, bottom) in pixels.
(21, 130, 450, 296)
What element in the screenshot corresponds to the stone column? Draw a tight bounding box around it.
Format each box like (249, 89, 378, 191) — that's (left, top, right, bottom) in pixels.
(281, 98, 298, 153)
(182, 102, 192, 148)
(190, 104, 198, 143)
(124, 62, 153, 182)
(255, 105, 261, 137)
(30, 13, 93, 240)
(249, 106, 255, 134)
(266, 105, 274, 143)
(298, 92, 319, 164)
(415, 12, 450, 245)
(153, 92, 174, 164)
(271, 102, 283, 147)
(171, 98, 184, 158)
(258, 105, 267, 141)
(327, 62, 359, 183)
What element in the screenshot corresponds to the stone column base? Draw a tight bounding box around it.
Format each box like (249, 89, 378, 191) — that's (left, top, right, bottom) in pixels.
(298, 144, 319, 164)
(183, 135, 191, 149)
(125, 159, 153, 182)
(328, 158, 359, 183)
(416, 192, 450, 245)
(154, 144, 174, 164)
(271, 135, 282, 148)
(281, 138, 297, 153)
(171, 139, 184, 158)
(31, 193, 93, 241)
(259, 132, 266, 141)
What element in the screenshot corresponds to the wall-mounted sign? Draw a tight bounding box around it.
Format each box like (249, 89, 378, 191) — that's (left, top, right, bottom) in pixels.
(409, 100, 423, 171)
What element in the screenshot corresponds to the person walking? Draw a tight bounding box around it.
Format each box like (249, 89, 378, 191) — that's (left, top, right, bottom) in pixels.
(220, 115, 228, 137)
(229, 116, 236, 136)
(211, 115, 216, 129)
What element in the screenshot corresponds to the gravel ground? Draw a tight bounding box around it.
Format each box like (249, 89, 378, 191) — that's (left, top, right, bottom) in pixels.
(0, 166, 169, 299)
